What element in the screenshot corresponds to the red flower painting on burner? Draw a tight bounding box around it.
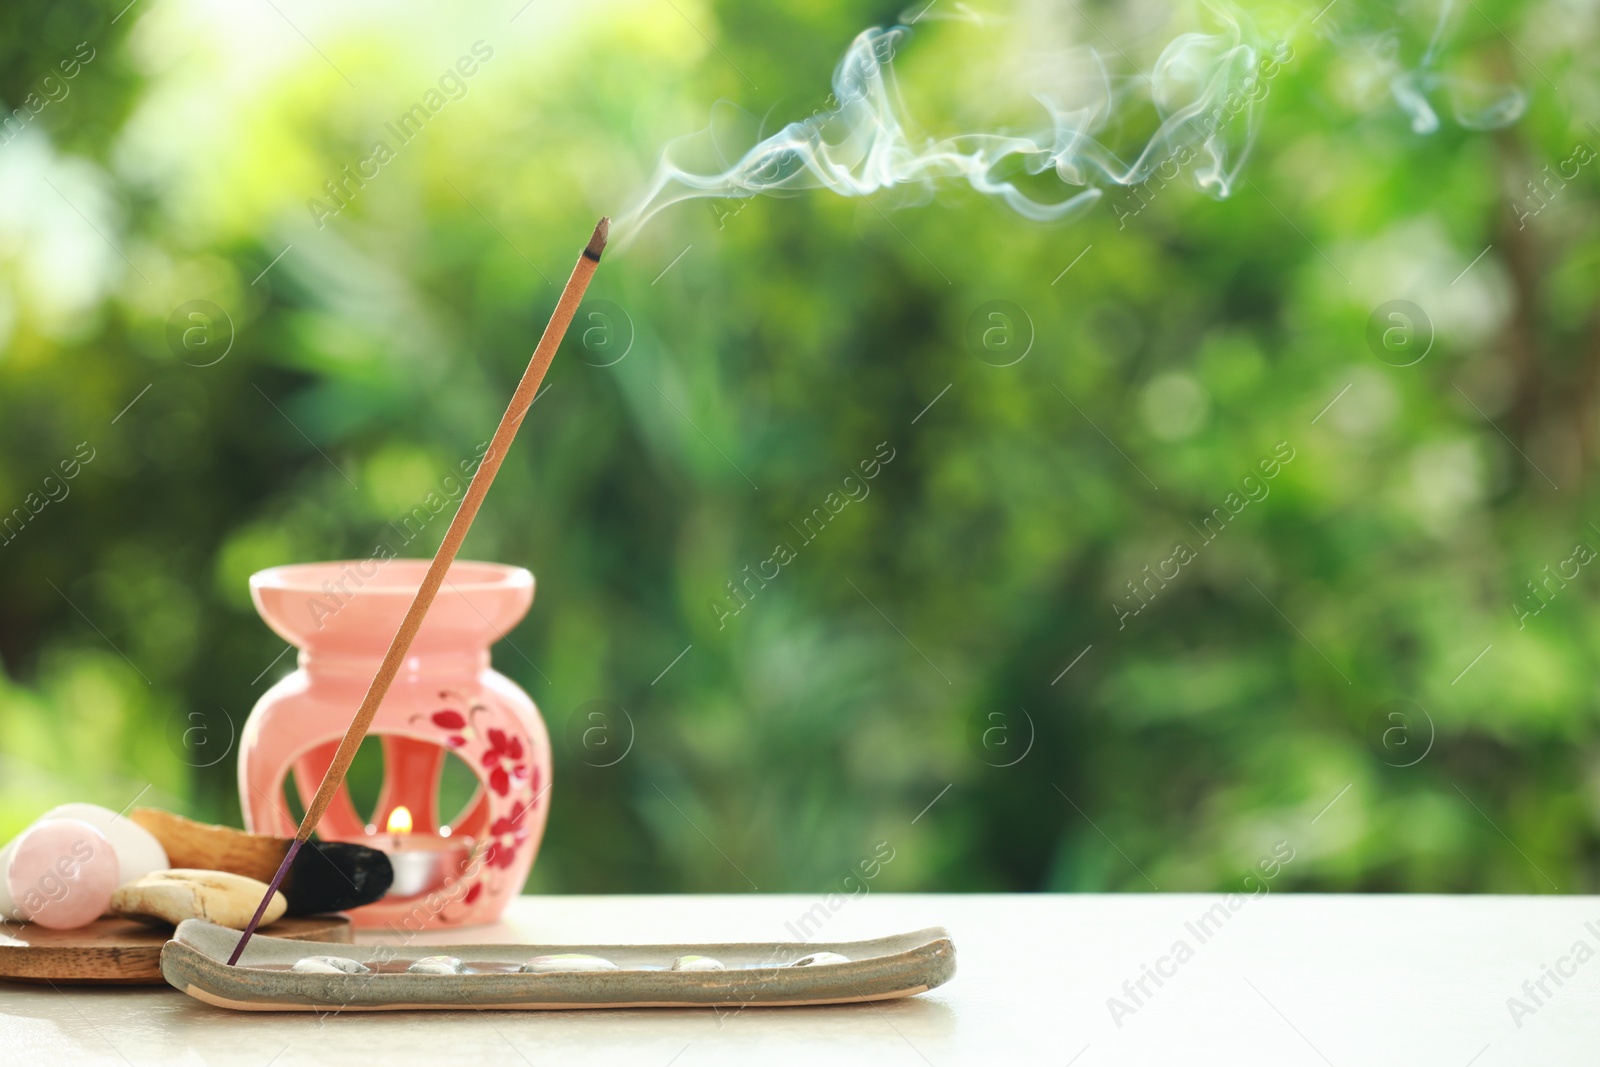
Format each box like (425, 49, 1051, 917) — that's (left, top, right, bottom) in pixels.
(430, 708, 469, 747)
(480, 727, 529, 797)
(484, 800, 533, 870)
(420, 694, 542, 894)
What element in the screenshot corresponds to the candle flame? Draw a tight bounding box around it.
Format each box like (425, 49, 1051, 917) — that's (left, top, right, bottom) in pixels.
(386, 806, 413, 835)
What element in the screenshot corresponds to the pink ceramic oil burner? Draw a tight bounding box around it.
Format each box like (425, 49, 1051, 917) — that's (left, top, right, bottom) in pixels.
(239, 560, 550, 930)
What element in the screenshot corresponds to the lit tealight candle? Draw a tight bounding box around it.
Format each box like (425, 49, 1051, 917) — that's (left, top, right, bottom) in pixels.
(364, 806, 475, 900)
(387, 805, 414, 846)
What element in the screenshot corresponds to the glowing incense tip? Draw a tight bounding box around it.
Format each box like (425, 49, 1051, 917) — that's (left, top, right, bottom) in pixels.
(584, 217, 610, 261)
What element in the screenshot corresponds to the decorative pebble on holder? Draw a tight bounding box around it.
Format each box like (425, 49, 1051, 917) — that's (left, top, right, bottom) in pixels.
(519, 954, 619, 973)
(292, 956, 372, 975)
(791, 952, 852, 967)
(407, 956, 464, 975)
(671, 955, 726, 972)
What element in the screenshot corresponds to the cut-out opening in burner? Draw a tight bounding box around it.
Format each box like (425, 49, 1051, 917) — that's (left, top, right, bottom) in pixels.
(282, 735, 489, 843)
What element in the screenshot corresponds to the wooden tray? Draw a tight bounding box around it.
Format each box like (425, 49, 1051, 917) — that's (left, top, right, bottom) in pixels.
(162, 919, 956, 1011)
(0, 915, 351, 985)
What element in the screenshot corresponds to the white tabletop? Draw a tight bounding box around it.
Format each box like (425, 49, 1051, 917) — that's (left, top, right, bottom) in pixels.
(2, 893, 1590, 1065)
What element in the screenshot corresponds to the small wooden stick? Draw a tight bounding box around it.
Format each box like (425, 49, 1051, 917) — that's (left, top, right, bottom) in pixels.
(228, 217, 610, 965)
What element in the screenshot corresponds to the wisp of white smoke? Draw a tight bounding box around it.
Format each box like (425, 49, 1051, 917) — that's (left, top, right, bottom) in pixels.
(1354, 0, 1527, 135)
(617, 9, 1277, 242)
(615, 2, 1524, 244)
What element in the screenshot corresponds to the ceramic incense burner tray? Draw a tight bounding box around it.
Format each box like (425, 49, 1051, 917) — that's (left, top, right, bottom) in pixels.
(162, 919, 956, 1011)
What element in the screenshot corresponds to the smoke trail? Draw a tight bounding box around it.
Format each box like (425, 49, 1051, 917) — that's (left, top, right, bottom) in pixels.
(1354, 0, 1526, 135)
(617, 10, 1275, 242)
(616, 2, 1524, 243)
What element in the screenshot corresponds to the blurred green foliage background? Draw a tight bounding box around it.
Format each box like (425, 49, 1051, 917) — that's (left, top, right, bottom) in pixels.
(0, 0, 1594, 897)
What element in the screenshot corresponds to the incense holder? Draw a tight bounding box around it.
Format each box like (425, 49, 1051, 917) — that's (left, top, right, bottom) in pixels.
(240, 560, 549, 930)
(160, 919, 957, 1011)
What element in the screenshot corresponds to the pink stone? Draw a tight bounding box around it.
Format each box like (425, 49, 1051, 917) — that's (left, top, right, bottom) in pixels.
(5, 818, 119, 929)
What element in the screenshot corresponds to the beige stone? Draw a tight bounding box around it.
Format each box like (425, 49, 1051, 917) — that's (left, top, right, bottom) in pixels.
(110, 869, 285, 930)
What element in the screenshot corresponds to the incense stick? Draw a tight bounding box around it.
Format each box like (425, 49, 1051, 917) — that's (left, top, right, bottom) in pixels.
(228, 217, 610, 966)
